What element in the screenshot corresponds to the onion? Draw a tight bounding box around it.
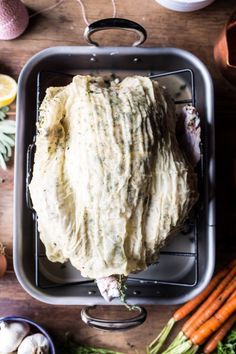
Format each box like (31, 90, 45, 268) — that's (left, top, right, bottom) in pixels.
(0, 243, 7, 278)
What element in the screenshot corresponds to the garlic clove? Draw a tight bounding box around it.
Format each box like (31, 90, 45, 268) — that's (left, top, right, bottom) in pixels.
(17, 333, 49, 354)
(0, 321, 30, 353)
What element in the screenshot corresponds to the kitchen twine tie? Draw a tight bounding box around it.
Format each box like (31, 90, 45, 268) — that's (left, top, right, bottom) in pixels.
(0, 0, 117, 40)
(75, 0, 117, 25)
(29, 0, 117, 24)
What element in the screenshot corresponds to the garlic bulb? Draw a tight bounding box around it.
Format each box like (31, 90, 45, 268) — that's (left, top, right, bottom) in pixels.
(17, 333, 49, 354)
(0, 321, 30, 353)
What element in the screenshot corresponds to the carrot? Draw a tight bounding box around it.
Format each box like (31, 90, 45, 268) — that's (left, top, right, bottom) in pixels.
(164, 265, 236, 352)
(191, 297, 236, 345)
(173, 266, 230, 322)
(147, 260, 236, 354)
(228, 288, 236, 302)
(184, 278, 236, 337)
(203, 313, 236, 353)
(174, 260, 236, 323)
(182, 264, 236, 333)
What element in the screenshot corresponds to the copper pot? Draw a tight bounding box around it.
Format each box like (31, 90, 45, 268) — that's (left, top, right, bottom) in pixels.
(214, 10, 236, 86)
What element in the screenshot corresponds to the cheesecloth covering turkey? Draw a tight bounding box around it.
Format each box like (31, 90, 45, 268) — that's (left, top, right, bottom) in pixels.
(29, 75, 198, 279)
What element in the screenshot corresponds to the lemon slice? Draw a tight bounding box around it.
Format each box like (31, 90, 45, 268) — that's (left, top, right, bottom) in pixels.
(0, 74, 17, 108)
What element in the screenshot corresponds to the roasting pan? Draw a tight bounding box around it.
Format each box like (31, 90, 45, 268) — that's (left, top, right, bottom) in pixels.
(14, 18, 215, 329)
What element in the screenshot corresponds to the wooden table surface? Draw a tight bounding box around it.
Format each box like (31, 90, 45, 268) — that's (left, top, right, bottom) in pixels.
(0, 1, 236, 353)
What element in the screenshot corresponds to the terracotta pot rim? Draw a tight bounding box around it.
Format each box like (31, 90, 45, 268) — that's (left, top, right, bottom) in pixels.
(224, 13, 236, 68)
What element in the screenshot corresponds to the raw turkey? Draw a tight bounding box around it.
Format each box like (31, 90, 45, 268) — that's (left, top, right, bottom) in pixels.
(29, 75, 199, 301)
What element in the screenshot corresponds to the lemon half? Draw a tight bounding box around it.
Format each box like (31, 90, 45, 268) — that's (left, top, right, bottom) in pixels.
(0, 74, 17, 108)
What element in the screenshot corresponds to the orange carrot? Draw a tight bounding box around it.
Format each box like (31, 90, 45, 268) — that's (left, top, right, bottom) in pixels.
(174, 264, 234, 322)
(182, 264, 236, 333)
(191, 297, 236, 345)
(184, 278, 236, 337)
(228, 288, 236, 302)
(203, 313, 236, 353)
(147, 260, 236, 354)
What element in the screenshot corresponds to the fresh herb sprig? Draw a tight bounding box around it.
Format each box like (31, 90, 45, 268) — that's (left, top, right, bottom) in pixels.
(0, 106, 9, 120)
(60, 336, 124, 354)
(118, 275, 139, 311)
(217, 329, 236, 354)
(62, 345, 124, 354)
(0, 106, 16, 170)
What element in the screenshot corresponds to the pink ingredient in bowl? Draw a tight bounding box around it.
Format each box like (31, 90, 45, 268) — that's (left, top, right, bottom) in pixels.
(0, 0, 29, 40)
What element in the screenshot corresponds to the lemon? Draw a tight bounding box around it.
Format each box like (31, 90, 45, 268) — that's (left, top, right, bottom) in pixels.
(0, 74, 17, 108)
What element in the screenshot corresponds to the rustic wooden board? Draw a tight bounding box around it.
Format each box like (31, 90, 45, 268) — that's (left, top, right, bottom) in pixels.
(0, 1, 236, 353)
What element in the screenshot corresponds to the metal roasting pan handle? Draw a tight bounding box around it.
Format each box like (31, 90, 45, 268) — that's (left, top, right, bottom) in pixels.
(84, 18, 147, 47)
(81, 305, 147, 331)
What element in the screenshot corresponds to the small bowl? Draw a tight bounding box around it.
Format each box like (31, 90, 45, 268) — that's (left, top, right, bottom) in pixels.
(156, 0, 215, 12)
(0, 316, 56, 354)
